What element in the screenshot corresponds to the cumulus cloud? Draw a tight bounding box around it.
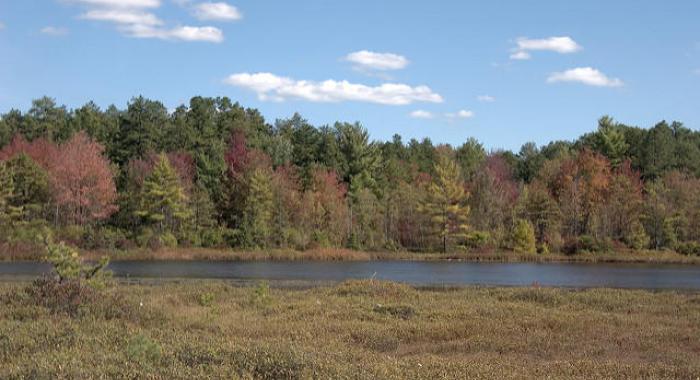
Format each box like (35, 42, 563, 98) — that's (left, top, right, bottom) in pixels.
(477, 95, 495, 102)
(68, 0, 223, 42)
(345, 50, 409, 71)
(71, 0, 160, 8)
(40, 26, 69, 36)
(224, 72, 443, 105)
(446, 110, 474, 119)
(409, 110, 433, 119)
(123, 24, 223, 42)
(510, 36, 582, 60)
(81, 9, 163, 26)
(547, 67, 623, 87)
(193, 2, 242, 21)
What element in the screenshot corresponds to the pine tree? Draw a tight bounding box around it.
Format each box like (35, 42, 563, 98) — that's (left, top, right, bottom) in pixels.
(0, 162, 23, 226)
(136, 153, 190, 234)
(242, 168, 274, 248)
(421, 155, 470, 253)
(512, 219, 537, 254)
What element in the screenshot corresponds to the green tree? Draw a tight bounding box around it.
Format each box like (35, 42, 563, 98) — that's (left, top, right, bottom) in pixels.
(455, 138, 486, 181)
(5, 153, 50, 221)
(241, 168, 274, 248)
(136, 154, 190, 235)
(0, 162, 23, 226)
(512, 219, 536, 254)
(421, 155, 470, 253)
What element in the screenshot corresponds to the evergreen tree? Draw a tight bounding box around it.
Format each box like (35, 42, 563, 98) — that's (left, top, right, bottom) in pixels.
(0, 162, 23, 226)
(421, 155, 470, 253)
(136, 154, 190, 234)
(241, 168, 274, 248)
(512, 219, 537, 254)
(5, 153, 50, 221)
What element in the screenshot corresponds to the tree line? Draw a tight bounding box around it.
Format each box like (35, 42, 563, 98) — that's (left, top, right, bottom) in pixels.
(1, 96, 700, 255)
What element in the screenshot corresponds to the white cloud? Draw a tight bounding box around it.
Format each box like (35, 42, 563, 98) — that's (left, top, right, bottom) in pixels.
(694, 68, 700, 76)
(509, 50, 531, 60)
(40, 26, 69, 36)
(68, 0, 223, 42)
(0, 22, 5, 30)
(193, 2, 242, 21)
(510, 36, 582, 60)
(224, 72, 444, 105)
(70, 0, 160, 8)
(547, 67, 623, 87)
(409, 110, 433, 119)
(122, 24, 223, 42)
(477, 95, 495, 102)
(446, 110, 474, 119)
(345, 50, 409, 71)
(81, 9, 163, 26)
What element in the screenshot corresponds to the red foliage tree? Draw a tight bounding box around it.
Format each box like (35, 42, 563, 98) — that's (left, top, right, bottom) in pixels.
(50, 132, 118, 225)
(0, 134, 58, 169)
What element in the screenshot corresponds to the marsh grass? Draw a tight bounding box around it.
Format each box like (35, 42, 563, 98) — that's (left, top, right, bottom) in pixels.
(0, 280, 698, 379)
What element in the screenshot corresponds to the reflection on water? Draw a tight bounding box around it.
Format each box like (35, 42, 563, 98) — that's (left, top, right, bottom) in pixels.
(1, 260, 699, 289)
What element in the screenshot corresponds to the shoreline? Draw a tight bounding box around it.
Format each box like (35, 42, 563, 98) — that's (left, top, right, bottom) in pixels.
(2, 247, 699, 265)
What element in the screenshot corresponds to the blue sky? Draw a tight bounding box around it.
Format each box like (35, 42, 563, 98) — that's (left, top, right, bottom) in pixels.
(0, 0, 698, 150)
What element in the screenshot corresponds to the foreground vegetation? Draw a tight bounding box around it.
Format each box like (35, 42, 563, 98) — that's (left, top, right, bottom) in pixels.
(2, 97, 700, 261)
(0, 279, 698, 379)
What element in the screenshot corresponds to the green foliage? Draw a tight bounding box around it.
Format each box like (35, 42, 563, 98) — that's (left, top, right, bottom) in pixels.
(250, 281, 271, 307)
(3, 96, 700, 255)
(241, 168, 274, 248)
(421, 155, 470, 252)
(464, 231, 490, 249)
(197, 292, 215, 307)
(4, 153, 49, 221)
(512, 219, 536, 254)
(626, 220, 649, 250)
(126, 334, 162, 366)
(43, 234, 110, 286)
(0, 161, 23, 227)
(136, 153, 190, 234)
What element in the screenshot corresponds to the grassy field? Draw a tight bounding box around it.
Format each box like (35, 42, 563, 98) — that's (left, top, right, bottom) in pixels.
(0, 280, 699, 379)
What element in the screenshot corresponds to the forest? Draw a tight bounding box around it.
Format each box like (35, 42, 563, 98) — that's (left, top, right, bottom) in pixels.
(1, 96, 700, 257)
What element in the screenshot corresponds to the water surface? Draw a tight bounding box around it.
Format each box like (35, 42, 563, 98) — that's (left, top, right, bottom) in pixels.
(2, 260, 700, 289)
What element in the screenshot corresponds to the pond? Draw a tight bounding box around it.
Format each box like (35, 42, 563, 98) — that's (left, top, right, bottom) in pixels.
(2, 260, 700, 289)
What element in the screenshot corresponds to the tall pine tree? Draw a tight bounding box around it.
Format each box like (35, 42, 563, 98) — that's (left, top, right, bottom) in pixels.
(421, 155, 470, 253)
(136, 153, 190, 234)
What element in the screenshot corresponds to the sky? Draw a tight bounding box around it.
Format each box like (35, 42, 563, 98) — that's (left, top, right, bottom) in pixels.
(0, 0, 698, 151)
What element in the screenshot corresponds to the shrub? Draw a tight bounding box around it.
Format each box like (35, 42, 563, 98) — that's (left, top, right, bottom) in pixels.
(676, 241, 700, 256)
(199, 227, 225, 248)
(54, 225, 85, 246)
(25, 276, 97, 317)
(372, 304, 416, 320)
(82, 226, 129, 250)
(250, 281, 271, 307)
(465, 231, 490, 249)
(126, 334, 162, 366)
(232, 345, 313, 380)
(159, 232, 178, 248)
(197, 292, 215, 307)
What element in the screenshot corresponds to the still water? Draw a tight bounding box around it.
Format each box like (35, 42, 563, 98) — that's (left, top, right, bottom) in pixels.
(0, 261, 700, 290)
(2, 260, 700, 289)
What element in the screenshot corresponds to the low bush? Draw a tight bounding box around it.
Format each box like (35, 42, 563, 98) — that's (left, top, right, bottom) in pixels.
(676, 241, 700, 256)
(372, 304, 416, 320)
(126, 334, 162, 366)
